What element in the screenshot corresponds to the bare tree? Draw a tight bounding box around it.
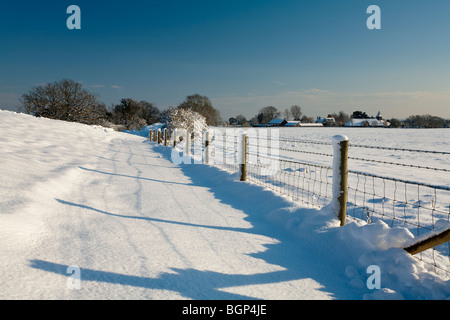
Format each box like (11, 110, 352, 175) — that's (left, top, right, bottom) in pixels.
(331, 111, 350, 127)
(257, 106, 281, 124)
(113, 98, 146, 130)
(290, 105, 302, 121)
(22, 79, 106, 124)
(283, 108, 291, 121)
(388, 118, 402, 128)
(300, 115, 314, 123)
(139, 100, 160, 125)
(234, 114, 249, 126)
(178, 94, 221, 126)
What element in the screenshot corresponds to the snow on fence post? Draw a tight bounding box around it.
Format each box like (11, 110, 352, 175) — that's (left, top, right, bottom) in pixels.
(331, 135, 349, 226)
(240, 133, 248, 182)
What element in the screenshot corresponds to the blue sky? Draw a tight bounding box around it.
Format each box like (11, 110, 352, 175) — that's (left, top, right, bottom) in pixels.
(1, 0, 449, 120)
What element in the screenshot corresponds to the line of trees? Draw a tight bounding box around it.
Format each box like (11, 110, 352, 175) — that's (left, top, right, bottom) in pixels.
(229, 105, 314, 127)
(20, 79, 222, 131)
(402, 114, 448, 129)
(229, 107, 351, 127)
(229, 106, 449, 128)
(20, 79, 448, 130)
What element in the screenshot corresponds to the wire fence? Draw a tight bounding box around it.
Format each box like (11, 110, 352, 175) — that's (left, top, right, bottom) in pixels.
(209, 128, 450, 276)
(150, 127, 450, 277)
(345, 144, 450, 276)
(246, 133, 334, 209)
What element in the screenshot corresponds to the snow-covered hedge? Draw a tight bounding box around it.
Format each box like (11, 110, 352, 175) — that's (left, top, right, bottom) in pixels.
(161, 107, 208, 139)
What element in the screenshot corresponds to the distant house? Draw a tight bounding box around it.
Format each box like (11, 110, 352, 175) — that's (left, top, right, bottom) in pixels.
(285, 121, 323, 127)
(254, 118, 323, 128)
(345, 111, 390, 127)
(315, 115, 336, 127)
(285, 121, 301, 127)
(229, 118, 238, 126)
(269, 119, 288, 127)
(297, 122, 323, 127)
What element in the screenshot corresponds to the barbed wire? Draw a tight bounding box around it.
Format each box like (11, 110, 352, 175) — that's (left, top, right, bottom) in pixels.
(247, 142, 334, 159)
(347, 156, 449, 172)
(349, 143, 450, 155)
(347, 169, 450, 192)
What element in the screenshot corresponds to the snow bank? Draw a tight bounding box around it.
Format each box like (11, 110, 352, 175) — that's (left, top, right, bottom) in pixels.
(265, 203, 449, 299)
(0, 111, 124, 244)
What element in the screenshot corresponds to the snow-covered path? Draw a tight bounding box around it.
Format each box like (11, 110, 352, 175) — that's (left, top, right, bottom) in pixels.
(0, 113, 341, 299)
(1, 112, 449, 300)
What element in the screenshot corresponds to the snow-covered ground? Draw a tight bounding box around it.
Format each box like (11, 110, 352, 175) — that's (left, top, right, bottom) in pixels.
(206, 126, 450, 274)
(1, 110, 449, 300)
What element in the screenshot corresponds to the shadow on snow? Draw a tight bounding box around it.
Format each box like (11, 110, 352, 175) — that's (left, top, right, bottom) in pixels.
(30, 143, 363, 300)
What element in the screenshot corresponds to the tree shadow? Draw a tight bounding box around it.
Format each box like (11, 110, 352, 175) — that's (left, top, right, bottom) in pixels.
(78, 166, 192, 186)
(54, 199, 259, 236)
(31, 144, 363, 300)
(29, 259, 258, 300)
(149, 144, 362, 299)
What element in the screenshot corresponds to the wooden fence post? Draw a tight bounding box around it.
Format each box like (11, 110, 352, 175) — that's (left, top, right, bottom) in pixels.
(149, 130, 153, 142)
(204, 130, 210, 165)
(173, 129, 177, 148)
(186, 130, 190, 156)
(164, 128, 168, 146)
(240, 133, 248, 182)
(332, 135, 349, 226)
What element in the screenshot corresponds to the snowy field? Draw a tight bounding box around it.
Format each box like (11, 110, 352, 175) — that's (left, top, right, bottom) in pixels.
(244, 127, 450, 230)
(1, 110, 449, 300)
